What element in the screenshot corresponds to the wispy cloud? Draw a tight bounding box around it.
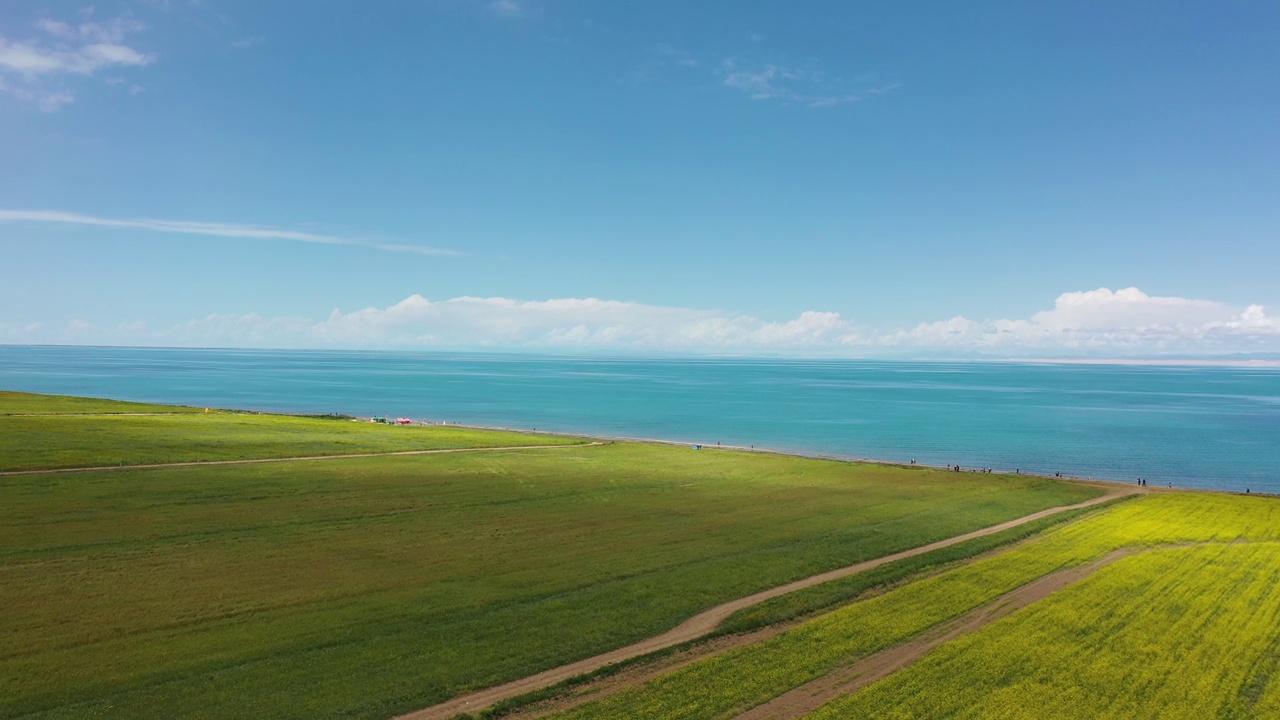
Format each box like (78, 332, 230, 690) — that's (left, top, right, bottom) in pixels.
(0, 210, 462, 257)
(488, 0, 528, 18)
(629, 43, 700, 83)
(720, 60, 802, 100)
(0, 14, 153, 111)
(631, 40, 896, 109)
(651, 43, 699, 68)
(719, 58, 897, 108)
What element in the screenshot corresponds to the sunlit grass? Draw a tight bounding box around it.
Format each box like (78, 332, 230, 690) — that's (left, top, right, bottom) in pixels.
(0, 392, 576, 471)
(0, 390, 206, 415)
(552, 493, 1280, 720)
(0, 396, 1096, 720)
(809, 539, 1280, 719)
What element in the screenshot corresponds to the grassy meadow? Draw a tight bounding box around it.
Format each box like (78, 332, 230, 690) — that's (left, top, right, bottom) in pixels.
(0, 392, 1100, 719)
(0, 390, 207, 415)
(0, 392, 577, 472)
(547, 492, 1280, 720)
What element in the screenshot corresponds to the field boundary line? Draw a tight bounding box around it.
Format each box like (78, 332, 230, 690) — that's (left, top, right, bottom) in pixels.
(397, 485, 1140, 720)
(729, 549, 1134, 720)
(731, 539, 1264, 720)
(0, 441, 605, 477)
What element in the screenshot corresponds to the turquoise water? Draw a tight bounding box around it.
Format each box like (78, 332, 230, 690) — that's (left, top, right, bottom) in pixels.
(2, 345, 1277, 492)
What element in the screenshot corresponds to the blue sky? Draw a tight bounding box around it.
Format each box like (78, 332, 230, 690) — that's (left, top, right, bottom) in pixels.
(2, 1, 1279, 356)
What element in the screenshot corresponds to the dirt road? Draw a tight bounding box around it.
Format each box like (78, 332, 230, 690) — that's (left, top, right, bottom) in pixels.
(399, 485, 1138, 720)
(731, 548, 1134, 719)
(0, 441, 605, 477)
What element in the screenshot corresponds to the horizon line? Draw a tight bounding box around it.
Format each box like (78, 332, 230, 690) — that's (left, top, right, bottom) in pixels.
(2, 343, 1279, 368)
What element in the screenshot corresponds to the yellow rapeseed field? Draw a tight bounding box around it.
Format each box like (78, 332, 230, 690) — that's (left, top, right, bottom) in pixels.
(554, 493, 1280, 720)
(808, 542, 1280, 718)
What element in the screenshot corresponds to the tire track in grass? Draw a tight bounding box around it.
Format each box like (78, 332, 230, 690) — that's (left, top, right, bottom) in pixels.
(0, 442, 605, 477)
(399, 486, 1139, 720)
(730, 549, 1135, 720)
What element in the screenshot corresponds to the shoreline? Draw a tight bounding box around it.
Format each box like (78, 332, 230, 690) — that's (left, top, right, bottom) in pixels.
(5, 386, 1267, 495)
(369, 417, 1270, 499)
(378, 417, 1163, 495)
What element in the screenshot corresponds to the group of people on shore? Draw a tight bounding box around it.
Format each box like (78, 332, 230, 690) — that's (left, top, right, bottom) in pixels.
(947, 465, 996, 474)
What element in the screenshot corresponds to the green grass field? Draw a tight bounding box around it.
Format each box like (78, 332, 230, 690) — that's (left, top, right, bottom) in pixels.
(714, 500, 1123, 636)
(546, 492, 1280, 720)
(0, 390, 207, 415)
(0, 393, 577, 472)
(0, 392, 1099, 719)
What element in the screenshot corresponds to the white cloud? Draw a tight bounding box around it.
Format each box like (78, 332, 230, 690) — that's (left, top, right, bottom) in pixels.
(882, 288, 1280, 354)
(5, 288, 1278, 357)
(488, 0, 526, 18)
(34, 20, 75, 39)
(720, 61, 801, 100)
(0, 209, 461, 257)
(651, 44, 699, 68)
(296, 296, 864, 350)
(35, 17, 147, 45)
(36, 90, 74, 111)
(718, 58, 894, 108)
(0, 15, 153, 111)
(630, 44, 701, 83)
(122, 296, 863, 351)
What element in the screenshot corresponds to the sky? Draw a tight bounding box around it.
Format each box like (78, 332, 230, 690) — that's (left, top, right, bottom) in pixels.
(2, 1, 1279, 357)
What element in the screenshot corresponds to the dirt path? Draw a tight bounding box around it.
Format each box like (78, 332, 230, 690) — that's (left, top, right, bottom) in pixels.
(398, 486, 1138, 720)
(0, 441, 605, 477)
(508, 625, 793, 720)
(731, 549, 1134, 720)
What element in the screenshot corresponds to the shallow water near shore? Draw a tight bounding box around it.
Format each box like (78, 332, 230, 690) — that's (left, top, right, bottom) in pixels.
(2, 345, 1278, 493)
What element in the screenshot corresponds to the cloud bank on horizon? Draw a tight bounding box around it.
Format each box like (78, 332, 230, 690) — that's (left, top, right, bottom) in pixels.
(4, 288, 1278, 358)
